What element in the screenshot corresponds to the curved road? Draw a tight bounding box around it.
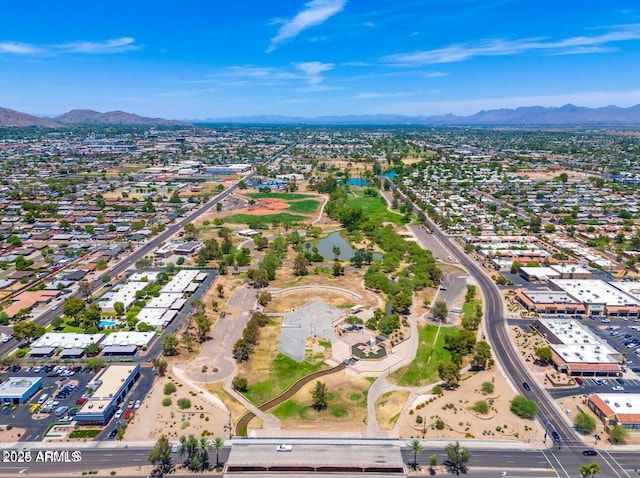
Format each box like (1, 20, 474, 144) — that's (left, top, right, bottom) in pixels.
(385, 182, 578, 441)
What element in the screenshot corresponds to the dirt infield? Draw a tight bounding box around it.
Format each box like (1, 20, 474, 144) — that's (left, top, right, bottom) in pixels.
(245, 198, 288, 215)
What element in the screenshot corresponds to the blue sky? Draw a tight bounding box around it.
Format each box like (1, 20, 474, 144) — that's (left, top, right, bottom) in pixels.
(2, 1, 640, 119)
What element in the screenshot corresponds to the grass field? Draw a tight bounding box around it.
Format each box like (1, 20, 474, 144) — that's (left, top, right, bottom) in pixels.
(69, 429, 101, 439)
(224, 212, 306, 226)
(389, 325, 459, 387)
(247, 192, 311, 200)
(286, 199, 320, 214)
(348, 188, 406, 225)
(246, 353, 324, 405)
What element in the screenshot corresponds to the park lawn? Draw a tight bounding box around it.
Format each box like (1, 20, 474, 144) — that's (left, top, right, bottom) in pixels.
(224, 212, 306, 226)
(245, 353, 324, 405)
(462, 299, 481, 321)
(286, 199, 320, 214)
(246, 192, 311, 200)
(348, 188, 406, 225)
(69, 429, 101, 439)
(268, 371, 370, 426)
(388, 324, 459, 387)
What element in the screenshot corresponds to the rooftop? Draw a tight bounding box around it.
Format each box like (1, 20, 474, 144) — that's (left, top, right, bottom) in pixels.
(551, 279, 640, 306)
(590, 393, 640, 422)
(0, 376, 42, 398)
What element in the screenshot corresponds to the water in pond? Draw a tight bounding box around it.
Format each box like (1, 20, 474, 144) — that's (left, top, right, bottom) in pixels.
(313, 230, 355, 261)
(383, 169, 396, 179)
(313, 230, 382, 261)
(346, 178, 369, 187)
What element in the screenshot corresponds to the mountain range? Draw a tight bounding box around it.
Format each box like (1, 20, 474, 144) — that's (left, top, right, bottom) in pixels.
(0, 107, 187, 127)
(2, 103, 640, 127)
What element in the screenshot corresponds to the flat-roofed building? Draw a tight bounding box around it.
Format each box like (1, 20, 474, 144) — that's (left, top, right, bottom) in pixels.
(517, 291, 585, 315)
(0, 377, 42, 404)
(224, 442, 406, 476)
(31, 332, 104, 350)
(75, 364, 140, 425)
(535, 318, 622, 377)
(588, 393, 640, 434)
(551, 279, 640, 318)
(101, 281, 148, 312)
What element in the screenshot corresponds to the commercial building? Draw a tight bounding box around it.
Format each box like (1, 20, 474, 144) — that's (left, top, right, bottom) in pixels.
(588, 393, 640, 434)
(75, 364, 140, 425)
(517, 279, 640, 318)
(0, 377, 42, 404)
(534, 318, 622, 377)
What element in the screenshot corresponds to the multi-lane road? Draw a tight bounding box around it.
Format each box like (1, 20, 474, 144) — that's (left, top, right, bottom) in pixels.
(386, 179, 635, 478)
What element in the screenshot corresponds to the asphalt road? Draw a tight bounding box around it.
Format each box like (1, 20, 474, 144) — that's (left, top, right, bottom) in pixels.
(2, 444, 639, 477)
(385, 180, 633, 478)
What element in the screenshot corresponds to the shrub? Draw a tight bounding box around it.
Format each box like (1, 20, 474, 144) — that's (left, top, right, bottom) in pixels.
(480, 381, 494, 394)
(161, 398, 172, 407)
(177, 398, 191, 410)
(510, 395, 537, 418)
(163, 383, 176, 395)
(435, 418, 445, 430)
(470, 400, 489, 414)
(432, 385, 443, 395)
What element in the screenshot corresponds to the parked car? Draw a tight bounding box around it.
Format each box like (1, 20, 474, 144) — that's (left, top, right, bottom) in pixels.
(575, 378, 583, 385)
(124, 409, 132, 420)
(134, 399, 141, 409)
(108, 429, 118, 440)
(128, 400, 134, 409)
(1, 335, 13, 343)
(612, 386, 625, 391)
(114, 409, 124, 420)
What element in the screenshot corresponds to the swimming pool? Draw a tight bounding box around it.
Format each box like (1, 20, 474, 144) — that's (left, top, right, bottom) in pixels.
(99, 320, 116, 328)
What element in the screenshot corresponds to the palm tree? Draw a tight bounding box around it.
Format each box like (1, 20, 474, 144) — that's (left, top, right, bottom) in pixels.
(197, 438, 210, 470)
(579, 461, 601, 477)
(408, 439, 423, 471)
(212, 437, 224, 468)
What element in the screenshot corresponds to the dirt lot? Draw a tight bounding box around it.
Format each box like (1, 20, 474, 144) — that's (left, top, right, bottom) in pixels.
(395, 367, 543, 443)
(125, 375, 230, 442)
(511, 168, 593, 182)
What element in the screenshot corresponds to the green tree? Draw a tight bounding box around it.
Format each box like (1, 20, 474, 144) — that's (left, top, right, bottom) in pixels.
(232, 377, 248, 393)
(50, 316, 63, 330)
(12, 321, 45, 342)
(471, 341, 492, 370)
(438, 361, 460, 388)
(113, 301, 125, 316)
(148, 434, 172, 473)
(391, 292, 412, 315)
(162, 334, 179, 356)
(194, 314, 212, 342)
(610, 423, 629, 443)
(407, 438, 423, 471)
(444, 441, 471, 475)
(431, 300, 448, 322)
(233, 339, 251, 361)
(79, 280, 92, 299)
(84, 342, 101, 357)
(86, 357, 106, 371)
(311, 380, 328, 411)
(62, 297, 86, 321)
(293, 253, 309, 276)
(579, 461, 601, 478)
(510, 395, 537, 418)
(574, 413, 596, 434)
(152, 357, 168, 376)
(212, 437, 224, 468)
(535, 346, 553, 364)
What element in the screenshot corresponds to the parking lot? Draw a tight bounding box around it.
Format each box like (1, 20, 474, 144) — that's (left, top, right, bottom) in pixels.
(1, 364, 155, 442)
(1, 365, 95, 441)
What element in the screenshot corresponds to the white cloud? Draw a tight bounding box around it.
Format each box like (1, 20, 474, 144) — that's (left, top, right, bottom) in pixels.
(383, 24, 640, 65)
(0, 41, 43, 54)
(295, 61, 334, 84)
(0, 37, 141, 55)
(54, 37, 141, 54)
(267, 0, 347, 53)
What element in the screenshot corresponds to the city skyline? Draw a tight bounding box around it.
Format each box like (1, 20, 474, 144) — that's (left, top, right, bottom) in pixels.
(2, 1, 640, 119)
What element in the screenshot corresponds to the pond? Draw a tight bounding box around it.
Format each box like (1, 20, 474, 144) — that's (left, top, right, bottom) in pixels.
(346, 178, 369, 187)
(313, 230, 382, 261)
(383, 169, 396, 179)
